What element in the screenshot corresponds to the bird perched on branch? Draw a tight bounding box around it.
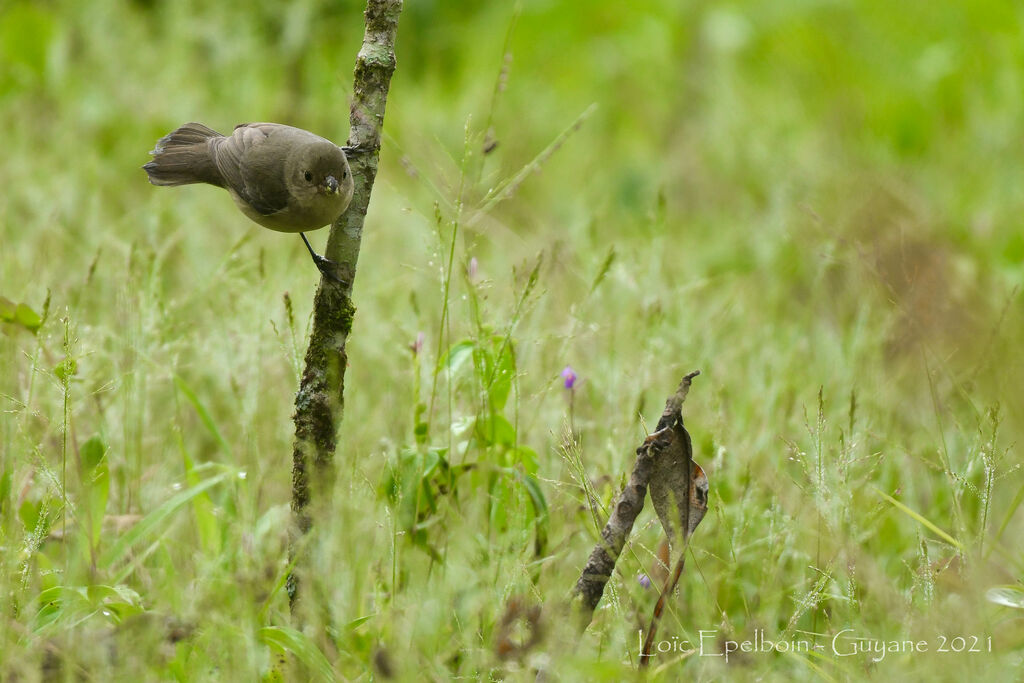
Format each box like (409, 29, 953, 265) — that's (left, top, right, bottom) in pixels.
(143, 122, 354, 283)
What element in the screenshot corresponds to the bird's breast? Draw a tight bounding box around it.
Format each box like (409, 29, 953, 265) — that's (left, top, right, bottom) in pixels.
(228, 188, 347, 233)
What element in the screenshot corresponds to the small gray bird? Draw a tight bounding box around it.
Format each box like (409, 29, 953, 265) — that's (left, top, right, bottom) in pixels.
(143, 122, 355, 282)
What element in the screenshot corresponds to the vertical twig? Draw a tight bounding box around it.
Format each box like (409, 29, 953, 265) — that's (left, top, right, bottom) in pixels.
(289, 0, 403, 612)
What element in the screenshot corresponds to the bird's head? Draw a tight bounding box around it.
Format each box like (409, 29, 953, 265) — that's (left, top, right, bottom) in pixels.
(288, 141, 354, 207)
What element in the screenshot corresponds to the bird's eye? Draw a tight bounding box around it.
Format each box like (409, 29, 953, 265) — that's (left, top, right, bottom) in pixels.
(342, 170, 348, 179)
(303, 171, 313, 182)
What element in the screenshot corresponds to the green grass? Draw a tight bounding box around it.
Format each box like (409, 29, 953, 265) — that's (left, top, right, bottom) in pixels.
(2, 0, 1024, 680)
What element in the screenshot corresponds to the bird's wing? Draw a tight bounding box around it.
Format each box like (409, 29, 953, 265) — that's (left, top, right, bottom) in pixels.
(212, 124, 291, 216)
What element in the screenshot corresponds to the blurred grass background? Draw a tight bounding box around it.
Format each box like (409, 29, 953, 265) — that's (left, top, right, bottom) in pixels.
(2, 0, 1023, 679)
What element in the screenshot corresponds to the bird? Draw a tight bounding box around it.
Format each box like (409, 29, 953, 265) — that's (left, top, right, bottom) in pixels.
(143, 122, 355, 283)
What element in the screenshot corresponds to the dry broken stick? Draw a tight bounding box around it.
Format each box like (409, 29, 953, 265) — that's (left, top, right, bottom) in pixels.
(572, 371, 709, 633)
(572, 429, 659, 621)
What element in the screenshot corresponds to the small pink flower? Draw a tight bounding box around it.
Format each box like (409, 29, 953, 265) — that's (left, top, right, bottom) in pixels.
(561, 365, 577, 390)
(467, 256, 479, 281)
(411, 331, 425, 355)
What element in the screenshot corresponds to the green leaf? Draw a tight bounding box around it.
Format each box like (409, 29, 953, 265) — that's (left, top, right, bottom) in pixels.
(438, 339, 475, 377)
(476, 413, 516, 448)
(15, 303, 42, 332)
(178, 429, 221, 554)
(413, 402, 429, 444)
(32, 584, 143, 633)
(514, 469, 549, 555)
(88, 458, 109, 547)
(259, 626, 337, 682)
(86, 584, 144, 624)
(512, 446, 540, 475)
(100, 470, 232, 572)
(80, 435, 109, 546)
(487, 336, 515, 411)
(174, 375, 233, 457)
(488, 472, 511, 532)
(32, 586, 87, 633)
(343, 614, 377, 630)
(19, 499, 41, 532)
(514, 470, 548, 518)
(80, 435, 106, 472)
(986, 586, 1024, 609)
(54, 356, 77, 381)
(86, 583, 141, 605)
(378, 469, 399, 503)
(393, 452, 426, 530)
(422, 448, 445, 479)
(0, 298, 43, 334)
(99, 600, 145, 623)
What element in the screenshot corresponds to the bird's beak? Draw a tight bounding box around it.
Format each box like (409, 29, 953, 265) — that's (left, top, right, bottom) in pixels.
(323, 175, 340, 195)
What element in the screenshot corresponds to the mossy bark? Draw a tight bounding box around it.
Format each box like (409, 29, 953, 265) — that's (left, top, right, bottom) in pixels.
(289, 0, 402, 612)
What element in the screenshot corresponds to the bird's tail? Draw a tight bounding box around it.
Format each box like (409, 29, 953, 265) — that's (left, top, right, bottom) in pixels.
(143, 122, 224, 187)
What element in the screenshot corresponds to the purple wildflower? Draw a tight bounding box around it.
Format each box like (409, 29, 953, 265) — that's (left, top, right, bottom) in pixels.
(561, 365, 577, 390)
(411, 331, 425, 355)
(467, 256, 479, 281)
(638, 574, 652, 589)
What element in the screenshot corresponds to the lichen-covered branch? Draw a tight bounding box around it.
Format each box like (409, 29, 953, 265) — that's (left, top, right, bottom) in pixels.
(572, 371, 706, 629)
(572, 437, 658, 619)
(289, 0, 402, 608)
(658, 370, 700, 431)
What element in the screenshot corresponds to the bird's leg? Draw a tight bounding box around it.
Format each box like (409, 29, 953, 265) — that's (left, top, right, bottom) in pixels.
(300, 233, 346, 286)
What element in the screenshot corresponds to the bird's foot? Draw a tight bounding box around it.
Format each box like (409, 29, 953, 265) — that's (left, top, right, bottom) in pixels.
(341, 143, 376, 159)
(300, 232, 348, 287)
(312, 253, 348, 287)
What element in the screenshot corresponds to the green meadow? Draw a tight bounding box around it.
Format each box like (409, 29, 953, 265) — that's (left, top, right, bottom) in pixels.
(2, 0, 1023, 679)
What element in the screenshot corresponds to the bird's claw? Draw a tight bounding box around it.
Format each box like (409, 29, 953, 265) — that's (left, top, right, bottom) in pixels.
(300, 232, 348, 287)
(312, 254, 348, 287)
(341, 143, 376, 158)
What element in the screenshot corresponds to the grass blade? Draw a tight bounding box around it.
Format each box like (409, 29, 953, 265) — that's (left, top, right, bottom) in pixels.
(873, 487, 963, 551)
(173, 374, 233, 457)
(259, 626, 337, 682)
(99, 470, 232, 571)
